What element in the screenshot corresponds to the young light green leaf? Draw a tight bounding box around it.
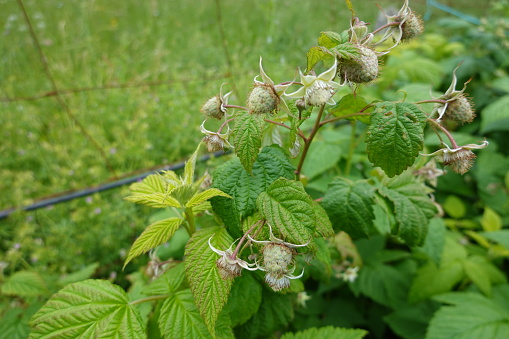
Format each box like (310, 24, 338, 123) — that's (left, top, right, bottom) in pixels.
(312, 201, 334, 238)
(427, 289, 509, 339)
(365, 102, 427, 177)
(142, 262, 186, 296)
(124, 217, 183, 268)
(186, 188, 231, 208)
(30, 279, 145, 339)
(379, 171, 437, 246)
(281, 326, 368, 339)
(318, 30, 349, 47)
(1, 271, 48, 297)
(124, 192, 181, 208)
(329, 94, 372, 124)
(185, 227, 234, 335)
(321, 178, 376, 239)
(331, 42, 360, 60)
(211, 145, 295, 237)
(158, 289, 212, 339)
(257, 178, 316, 245)
(223, 273, 262, 327)
(481, 207, 502, 232)
(184, 144, 201, 185)
(306, 46, 334, 73)
(128, 173, 166, 195)
(233, 111, 264, 173)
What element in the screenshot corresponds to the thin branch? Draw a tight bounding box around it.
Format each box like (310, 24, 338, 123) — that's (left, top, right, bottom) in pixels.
(264, 119, 306, 140)
(427, 119, 459, 148)
(320, 112, 370, 126)
(295, 104, 326, 179)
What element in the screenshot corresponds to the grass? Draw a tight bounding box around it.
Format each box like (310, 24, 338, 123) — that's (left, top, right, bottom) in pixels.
(0, 0, 492, 276)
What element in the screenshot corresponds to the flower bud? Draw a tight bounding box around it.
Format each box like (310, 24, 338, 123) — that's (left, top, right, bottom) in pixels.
(247, 83, 279, 115)
(201, 96, 225, 120)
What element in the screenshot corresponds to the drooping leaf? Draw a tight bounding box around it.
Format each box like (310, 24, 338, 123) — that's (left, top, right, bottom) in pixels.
(1, 271, 48, 297)
(185, 227, 234, 335)
(29, 280, 145, 339)
(186, 188, 231, 208)
(322, 178, 376, 239)
(256, 178, 316, 245)
(378, 172, 437, 246)
(158, 289, 211, 339)
(211, 145, 295, 237)
(281, 326, 368, 339)
(124, 217, 183, 268)
(223, 273, 262, 327)
(427, 288, 509, 339)
(235, 288, 294, 339)
(365, 102, 427, 177)
(415, 218, 446, 265)
(142, 262, 186, 296)
(233, 111, 264, 173)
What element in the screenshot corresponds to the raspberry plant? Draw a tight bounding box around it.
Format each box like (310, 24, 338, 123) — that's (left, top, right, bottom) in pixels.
(28, 1, 492, 338)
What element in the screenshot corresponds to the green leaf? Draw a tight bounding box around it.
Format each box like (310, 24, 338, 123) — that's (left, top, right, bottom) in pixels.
(427, 289, 509, 339)
(318, 31, 347, 48)
(304, 237, 332, 282)
(128, 173, 167, 195)
(330, 42, 360, 60)
(184, 144, 200, 185)
(306, 46, 334, 72)
(355, 263, 409, 309)
(462, 256, 493, 296)
(185, 227, 234, 335)
(1, 271, 48, 297)
(235, 288, 294, 339)
(365, 102, 427, 177)
(59, 263, 99, 286)
(408, 260, 464, 303)
(211, 145, 295, 237)
(329, 94, 372, 124)
(233, 111, 264, 173)
(415, 218, 446, 265)
(378, 172, 437, 246)
(224, 273, 262, 327)
(442, 195, 466, 219)
(480, 230, 509, 249)
(281, 326, 368, 339)
(186, 188, 231, 208)
(322, 178, 376, 239)
(158, 289, 211, 339)
(256, 178, 316, 245)
(481, 207, 502, 232)
(301, 140, 342, 180)
(0, 303, 42, 339)
(142, 263, 186, 296)
(385, 301, 437, 339)
(29, 280, 145, 339)
(480, 95, 509, 133)
(124, 192, 181, 208)
(312, 201, 334, 238)
(124, 217, 183, 268)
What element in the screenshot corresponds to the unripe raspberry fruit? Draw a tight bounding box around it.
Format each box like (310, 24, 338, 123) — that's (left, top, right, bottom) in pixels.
(216, 255, 242, 279)
(443, 149, 476, 175)
(203, 134, 225, 152)
(401, 12, 424, 41)
(338, 45, 378, 84)
(262, 243, 294, 291)
(201, 96, 225, 120)
(444, 94, 475, 124)
(247, 83, 279, 115)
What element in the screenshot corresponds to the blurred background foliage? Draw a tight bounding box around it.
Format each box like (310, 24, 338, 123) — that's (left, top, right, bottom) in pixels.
(1, 0, 508, 337)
